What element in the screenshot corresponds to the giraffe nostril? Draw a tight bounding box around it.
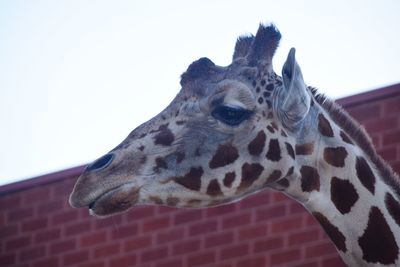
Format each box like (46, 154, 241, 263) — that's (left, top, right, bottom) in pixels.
(87, 153, 114, 171)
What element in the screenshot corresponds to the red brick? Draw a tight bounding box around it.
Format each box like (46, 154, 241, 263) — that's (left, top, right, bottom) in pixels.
(124, 236, 152, 251)
(142, 216, 170, 232)
(157, 228, 184, 244)
(23, 187, 50, 204)
(205, 231, 234, 248)
(236, 256, 266, 267)
(220, 243, 249, 260)
(271, 216, 303, 233)
(348, 104, 381, 121)
(187, 251, 216, 266)
(239, 191, 270, 209)
(158, 258, 183, 267)
(94, 215, 122, 229)
(19, 246, 46, 262)
(34, 228, 61, 244)
(254, 236, 284, 253)
(94, 243, 120, 258)
(383, 130, 400, 146)
(0, 253, 16, 266)
(65, 221, 91, 236)
(271, 191, 290, 202)
(383, 97, 400, 115)
(111, 224, 138, 239)
(305, 242, 338, 258)
(238, 224, 268, 240)
(322, 256, 347, 267)
(62, 250, 89, 266)
(289, 201, 306, 214)
(378, 146, 398, 162)
(270, 248, 301, 265)
(288, 228, 320, 245)
(222, 212, 251, 229)
(80, 261, 106, 267)
(80, 231, 107, 247)
(127, 206, 155, 220)
(36, 200, 64, 215)
(5, 236, 31, 251)
(0, 195, 21, 210)
(141, 247, 168, 263)
(108, 254, 136, 267)
(32, 257, 59, 267)
(51, 209, 79, 225)
(52, 179, 76, 197)
(0, 224, 18, 239)
(21, 217, 48, 232)
(7, 207, 33, 222)
(50, 239, 76, 254)
(189, 220, 218, 236)
(255, 204, 287, 222)
(292, 261, 319, 267)
(173, 239, 201, 255)
(174, 210, 203, 225)
(206, 203, 236, 217)
(365, 116, 398, 133)
(157, 206, 177, 214)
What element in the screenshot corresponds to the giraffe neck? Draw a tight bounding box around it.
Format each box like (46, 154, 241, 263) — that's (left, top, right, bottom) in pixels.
(274, 96, 400, 266)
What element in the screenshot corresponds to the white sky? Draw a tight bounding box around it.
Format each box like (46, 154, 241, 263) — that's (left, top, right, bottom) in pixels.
(0, 0, 399, 186)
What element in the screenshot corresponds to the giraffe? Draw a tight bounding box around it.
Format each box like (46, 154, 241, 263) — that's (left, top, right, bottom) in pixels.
(69, 24, 400, 266)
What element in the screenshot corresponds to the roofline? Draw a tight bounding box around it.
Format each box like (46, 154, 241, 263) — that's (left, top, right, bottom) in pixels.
(1, 83, 399, 195)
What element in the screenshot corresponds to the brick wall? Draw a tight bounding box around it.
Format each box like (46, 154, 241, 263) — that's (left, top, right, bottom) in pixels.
(1, 84, 399, 267)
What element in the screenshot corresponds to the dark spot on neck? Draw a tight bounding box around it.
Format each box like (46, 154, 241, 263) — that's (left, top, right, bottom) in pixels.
(323, 146, 348, 167)
(266, 170, 282, 183)
(355, 156, 376, 194)
(358, 206, 398, 264)
(153, 126, 175, 146)
(300, 166, 320, 192)
(385, 193, 400, 226)
(295, 143, 314, 155)
(174, 167, 203, 191)
(237, 163, 264, 192)
(248, 130, 266, 156)
(340, 131, 353, 145)
(318, 114, 334, 137)
(223, 172, 235, 188)
(207, 179, 223, 196)
(330, 176, 359, 214)
(285, 142, 295, 159)
(313, 212, 347, 253)
(209, 144, 239, 169)
(266, 139, 281, 162)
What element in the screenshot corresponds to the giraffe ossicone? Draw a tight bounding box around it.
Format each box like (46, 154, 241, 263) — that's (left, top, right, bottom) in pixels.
(70, 24, 400, 266)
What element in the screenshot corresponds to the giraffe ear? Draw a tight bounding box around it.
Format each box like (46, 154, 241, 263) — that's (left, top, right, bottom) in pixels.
(278, 48, 310, 130)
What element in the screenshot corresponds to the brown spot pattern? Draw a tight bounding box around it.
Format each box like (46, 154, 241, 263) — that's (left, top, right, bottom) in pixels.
(356, 156, 376, 194)
(385, 193, 400, 226)
(149, 196, 163, 205)
(238, 163, 264, 191)
(223, 172, 235, 188)
(155, 157, 167, 171)
(154, 127, 175, 146)
(276, 178, 289, 188)
(248, 130, 266, 156)
(330, 177, 359, 214)
(295, 143, 314, 155)
(207, 179, 223, 196)
(266, 139, 281, 162)
(266, 125, 275, 133)
(209, 144, 239, 169)
(266, 170, 282, 183)
(176, 152, 185, 163)
(340, 131, 353, 144)
(318, 114, 334, 137)
(313, 212, 347, 252)
(323, 146, 348, 167)
(300, 166, 320, 192)
(285, 142, 295, 159)
(166, 197, 179, 206)
(358, 206, 398, 264)
(174, 167, 203, 191)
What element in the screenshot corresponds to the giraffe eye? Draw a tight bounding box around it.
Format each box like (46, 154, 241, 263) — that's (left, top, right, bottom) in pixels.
(211, 105, 253, 126)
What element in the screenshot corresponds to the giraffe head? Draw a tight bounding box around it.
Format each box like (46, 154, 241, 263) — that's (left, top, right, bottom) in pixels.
(69, 24, 312, 216)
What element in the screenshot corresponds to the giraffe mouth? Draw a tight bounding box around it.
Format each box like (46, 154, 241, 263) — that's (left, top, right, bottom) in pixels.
(88, 183, 140, 217)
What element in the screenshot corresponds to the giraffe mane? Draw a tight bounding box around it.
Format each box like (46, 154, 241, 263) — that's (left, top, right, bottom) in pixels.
(309, 87, 400, 198)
